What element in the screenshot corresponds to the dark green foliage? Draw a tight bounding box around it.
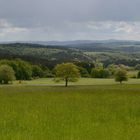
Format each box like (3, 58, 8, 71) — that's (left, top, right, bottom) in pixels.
(78, 67, 90, 77)
(115, 69, 128, 84)
(91, 61, 110, 78)
(74, 62, 94, 74)
(135, 64, 140, 70)
(0, 59, 32, 80)
(137, 71, 140, 78)
(100, 69, 111, 78)
(91, 68, 110, 78)
(11, 59, 32, 80)
(0, 65, 15, 84)
(0, 43, 91, 64)
(91, 68, 101, 78)
(32, 65, 44, 78)
(0, 59, 54, 80)
(43, 70, 55, 78)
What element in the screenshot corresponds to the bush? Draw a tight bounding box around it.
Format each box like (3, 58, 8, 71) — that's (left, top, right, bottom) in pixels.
(0, 65, 15, 84)
(137, 71, 140, 78)
(15, 59, 32, 80)
(0, 59, 32, 80)
(91, 68, 110, 78)
(115, 69, 128, 84)
(135, 64, 140, 71)
(32, 65, 44, 78)
(78, 67, 90, 77)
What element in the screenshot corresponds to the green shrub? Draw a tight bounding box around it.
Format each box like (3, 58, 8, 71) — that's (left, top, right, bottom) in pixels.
(0, 65, 15, 84)
(91, 68, 110, 78)
(137, 71, 140, 78)
(78, 67, 90, 77)
(115, 69, 128, 84)
(32, 65, 44, 78)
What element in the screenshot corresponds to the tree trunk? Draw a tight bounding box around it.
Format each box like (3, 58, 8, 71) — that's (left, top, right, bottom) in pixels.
(65, 78, 68, 87)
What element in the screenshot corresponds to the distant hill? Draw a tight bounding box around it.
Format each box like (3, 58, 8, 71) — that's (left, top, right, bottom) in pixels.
(2, 40, 140, 46)
(30, 40, 140, 46)
(0, 40, 140, 67)
(0, 43, 92, 62)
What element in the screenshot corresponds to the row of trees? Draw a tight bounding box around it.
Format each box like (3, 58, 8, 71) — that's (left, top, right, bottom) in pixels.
(0, 59, 53, 79)
(0, 59, 139, 86)
(0, 59, 127, 86)
(55, 63, 129, 86)
(0, 61, 80, 86)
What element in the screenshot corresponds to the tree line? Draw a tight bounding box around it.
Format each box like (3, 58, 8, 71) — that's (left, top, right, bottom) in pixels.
(0, 59, 140, 86)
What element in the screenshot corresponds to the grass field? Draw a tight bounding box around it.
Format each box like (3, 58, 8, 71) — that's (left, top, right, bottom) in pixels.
(14, 78, 140, 86)
(0, 84, 140, 139)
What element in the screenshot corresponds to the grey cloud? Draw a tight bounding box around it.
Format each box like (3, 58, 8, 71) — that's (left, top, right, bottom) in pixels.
(1, 0, 140, 21)
(0, 0, 140, 41)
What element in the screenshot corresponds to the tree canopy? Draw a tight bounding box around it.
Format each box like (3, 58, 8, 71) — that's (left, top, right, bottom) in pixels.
(115, 69, 128, 84)
(0, 65, 15, 84)
(54, 63, 80, 87)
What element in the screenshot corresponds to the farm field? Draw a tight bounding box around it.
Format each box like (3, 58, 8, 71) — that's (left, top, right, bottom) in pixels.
(0, 84, 140, 139)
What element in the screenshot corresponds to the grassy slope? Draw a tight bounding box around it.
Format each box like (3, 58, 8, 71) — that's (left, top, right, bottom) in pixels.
(0, 85, 140, 139)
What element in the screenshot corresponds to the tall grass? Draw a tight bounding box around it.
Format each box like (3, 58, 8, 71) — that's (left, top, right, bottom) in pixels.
(0, 85, 140, 139)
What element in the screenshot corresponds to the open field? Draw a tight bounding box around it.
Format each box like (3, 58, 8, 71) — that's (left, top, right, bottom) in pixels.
(14, 78, 140, 86)
(0, 84, 140, 139)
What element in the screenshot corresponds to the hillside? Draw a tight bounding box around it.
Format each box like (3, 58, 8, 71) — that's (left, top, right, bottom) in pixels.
(0, 43, 92, 65)
(0, 40, 140, 67)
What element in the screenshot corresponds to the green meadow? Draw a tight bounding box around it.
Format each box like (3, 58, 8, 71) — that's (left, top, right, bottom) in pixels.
(14, 78, 140, 85)
(0, 80, 140, 139)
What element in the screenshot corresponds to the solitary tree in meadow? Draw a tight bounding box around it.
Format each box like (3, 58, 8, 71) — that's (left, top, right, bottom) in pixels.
(115, 69, 128, 84)
(54, 63, 80, 87)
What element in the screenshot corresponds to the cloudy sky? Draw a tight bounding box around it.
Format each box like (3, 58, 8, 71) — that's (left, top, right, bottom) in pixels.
(0, 0, 140, 41)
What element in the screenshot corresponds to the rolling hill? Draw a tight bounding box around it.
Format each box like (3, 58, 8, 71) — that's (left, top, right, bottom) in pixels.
(0, 40, 140, 67)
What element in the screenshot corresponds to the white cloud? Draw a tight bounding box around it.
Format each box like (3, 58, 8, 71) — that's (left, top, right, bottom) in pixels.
(1, 20, 140, 41)
(0, 19, 29, 38)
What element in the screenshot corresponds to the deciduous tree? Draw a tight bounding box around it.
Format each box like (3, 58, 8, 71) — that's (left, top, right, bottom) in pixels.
(54, 63, 80, 87)
(0, 65, 15, 84)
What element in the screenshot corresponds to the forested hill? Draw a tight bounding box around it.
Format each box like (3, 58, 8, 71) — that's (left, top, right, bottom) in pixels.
(0, 43, 92, 65)
(0, 41, 140, 67)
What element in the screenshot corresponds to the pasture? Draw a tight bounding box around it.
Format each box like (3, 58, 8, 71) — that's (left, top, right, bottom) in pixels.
(0, 82, 140, 139)
(14, 78, 140, 85)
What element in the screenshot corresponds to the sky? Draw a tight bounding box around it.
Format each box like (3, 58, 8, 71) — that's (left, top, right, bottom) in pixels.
(0, 0, 140, 41)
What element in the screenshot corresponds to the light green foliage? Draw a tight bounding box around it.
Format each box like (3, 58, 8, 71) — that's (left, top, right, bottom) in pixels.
(54, 63, 80, 86)
(115, 69, 128, 83)
(127, 70, 138, 78)
(107, 64, 119, 75)
(94, 60, 104, 69)
(0, 65, 15, 84)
